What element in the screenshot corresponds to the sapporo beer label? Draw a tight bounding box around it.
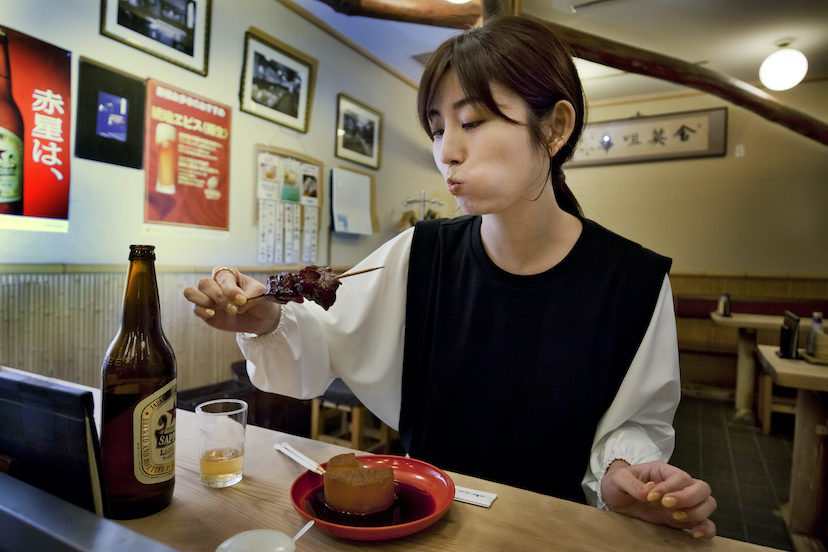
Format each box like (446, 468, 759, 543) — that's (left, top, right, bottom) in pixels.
(133, 379, 176, 484)
(0, 125, 23, 202)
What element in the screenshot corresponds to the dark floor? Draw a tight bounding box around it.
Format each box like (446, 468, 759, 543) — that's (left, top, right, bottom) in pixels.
(671, 394, 795, 550)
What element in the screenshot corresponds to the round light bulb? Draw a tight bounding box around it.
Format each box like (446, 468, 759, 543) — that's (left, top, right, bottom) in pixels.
(759, 48, 808, 91)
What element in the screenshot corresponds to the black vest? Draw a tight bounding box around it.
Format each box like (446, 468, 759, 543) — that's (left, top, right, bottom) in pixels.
(400, 216, 671, 503)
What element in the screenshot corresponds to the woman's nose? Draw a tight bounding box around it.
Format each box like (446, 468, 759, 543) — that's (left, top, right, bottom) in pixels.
(437, 127, 464, 166)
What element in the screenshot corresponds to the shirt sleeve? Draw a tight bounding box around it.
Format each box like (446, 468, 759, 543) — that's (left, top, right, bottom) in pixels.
(581, 275, 681, 509)
(236, 228, 414, 430)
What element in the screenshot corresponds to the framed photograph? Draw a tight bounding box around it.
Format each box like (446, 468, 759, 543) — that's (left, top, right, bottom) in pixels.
(567, 107, 727, 168)
(335, 93, 383, 169)
(100, 0, 212, 76)
(240, 29, 318, 133)
(74, 57, 145, 168)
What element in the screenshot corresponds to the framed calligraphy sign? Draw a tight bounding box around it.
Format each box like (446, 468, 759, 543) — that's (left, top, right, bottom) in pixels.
(567, 107, 727, 168)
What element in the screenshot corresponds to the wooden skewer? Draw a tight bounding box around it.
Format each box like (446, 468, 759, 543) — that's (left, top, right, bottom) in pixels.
(336, 266, 384, 279)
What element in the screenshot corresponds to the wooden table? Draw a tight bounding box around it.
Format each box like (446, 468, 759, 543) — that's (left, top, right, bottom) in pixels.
(756, 345, 828, 552)
(710, 313, 811, 425)
(115, 410, 779, 551)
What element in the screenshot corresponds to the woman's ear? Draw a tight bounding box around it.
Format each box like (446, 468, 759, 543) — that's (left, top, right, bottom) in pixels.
(545, 100, 576, 156)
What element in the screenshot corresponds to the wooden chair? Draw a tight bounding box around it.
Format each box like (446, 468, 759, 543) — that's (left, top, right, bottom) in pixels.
(757, 371, 796, 435)
(310, 379, 390, 453)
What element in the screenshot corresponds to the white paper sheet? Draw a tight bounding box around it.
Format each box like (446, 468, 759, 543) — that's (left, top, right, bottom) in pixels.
(331, 167, 373, 235)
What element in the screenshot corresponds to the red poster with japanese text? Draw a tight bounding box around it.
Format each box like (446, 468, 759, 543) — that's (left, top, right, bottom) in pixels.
(144, 79, 231, 230)
(0, 25, 71, 223)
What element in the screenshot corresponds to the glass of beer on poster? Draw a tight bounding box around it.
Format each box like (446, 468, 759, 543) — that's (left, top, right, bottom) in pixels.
(155, 122, 177, 195)
(196, 399, 248, 488)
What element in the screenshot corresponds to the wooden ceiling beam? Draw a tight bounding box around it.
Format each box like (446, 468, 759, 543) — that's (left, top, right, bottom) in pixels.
(315, 0, 481, 28)
(540, 19, 828, 146)
(313, 0, 828, 145)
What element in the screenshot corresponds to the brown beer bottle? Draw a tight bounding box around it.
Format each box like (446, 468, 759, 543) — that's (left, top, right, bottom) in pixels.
(100, 245, 177, 519)
(0, 29, 24, 215)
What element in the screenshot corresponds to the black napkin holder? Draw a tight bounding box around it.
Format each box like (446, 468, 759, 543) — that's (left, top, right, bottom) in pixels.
(778, 310, 800, 359)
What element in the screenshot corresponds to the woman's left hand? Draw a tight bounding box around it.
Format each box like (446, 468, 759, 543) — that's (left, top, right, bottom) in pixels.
(600, 460, 717, 539)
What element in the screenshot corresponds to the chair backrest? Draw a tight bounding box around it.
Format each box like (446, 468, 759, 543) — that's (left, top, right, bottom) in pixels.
(0, 369, 104, 515)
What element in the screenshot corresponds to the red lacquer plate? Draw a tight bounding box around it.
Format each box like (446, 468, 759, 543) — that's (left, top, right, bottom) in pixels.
(290, 455, 455, 541)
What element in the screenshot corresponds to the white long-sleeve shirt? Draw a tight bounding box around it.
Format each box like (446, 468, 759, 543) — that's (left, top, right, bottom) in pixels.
(238, 226, 680, 508)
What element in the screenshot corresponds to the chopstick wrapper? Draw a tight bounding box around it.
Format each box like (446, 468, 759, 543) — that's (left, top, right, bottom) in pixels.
(454, 486, 497, 507)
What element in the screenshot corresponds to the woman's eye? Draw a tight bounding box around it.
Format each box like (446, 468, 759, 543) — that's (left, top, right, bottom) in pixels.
(431, 128, 444, 138)
(462, 120, 483, 130)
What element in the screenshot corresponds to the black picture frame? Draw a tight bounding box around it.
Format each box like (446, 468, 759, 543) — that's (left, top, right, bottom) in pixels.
(239, 28, 318, 133)
(74, 58, 145, 169)
(100, 0, 212, 76)
(335, 93, 382, 169)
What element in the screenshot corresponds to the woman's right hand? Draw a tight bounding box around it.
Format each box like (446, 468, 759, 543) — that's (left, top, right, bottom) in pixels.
(183, 267, 282, 336)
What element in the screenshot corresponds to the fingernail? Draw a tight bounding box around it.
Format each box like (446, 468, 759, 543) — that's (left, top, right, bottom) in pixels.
(647, 491, 661, 502)
(662, 496, 677, 508)
(226, 304, 238, 315)
(693, 531, 704, 539)
(235, 294, 247, 306)
(672, 511, 687, 521)
(205, 308, 215, 317)
(644, 481, 655, 490)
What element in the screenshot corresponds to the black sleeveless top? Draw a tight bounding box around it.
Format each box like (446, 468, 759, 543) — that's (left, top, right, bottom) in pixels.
(400, 215, 671, 503)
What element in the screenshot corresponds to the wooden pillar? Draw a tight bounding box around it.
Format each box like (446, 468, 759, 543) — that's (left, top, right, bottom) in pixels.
(788, 389, 827, 542)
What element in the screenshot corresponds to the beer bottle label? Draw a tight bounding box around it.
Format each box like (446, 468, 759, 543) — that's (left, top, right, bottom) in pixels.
(133, 379, 177, 484)
(0, 125, 23, 202)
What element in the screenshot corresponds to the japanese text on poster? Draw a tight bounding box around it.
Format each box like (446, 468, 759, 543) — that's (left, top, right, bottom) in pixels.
(144, 79, 231, 230)
(0, 25, 71, 232)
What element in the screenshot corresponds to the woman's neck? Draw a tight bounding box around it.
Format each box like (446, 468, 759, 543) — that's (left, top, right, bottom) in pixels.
(479, 196, 583, 276)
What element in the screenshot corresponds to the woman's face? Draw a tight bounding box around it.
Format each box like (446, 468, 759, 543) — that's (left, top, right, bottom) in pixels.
(428, 70, 550, 216)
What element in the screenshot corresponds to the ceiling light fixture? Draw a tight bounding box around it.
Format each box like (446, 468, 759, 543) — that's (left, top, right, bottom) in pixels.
(759, 39, 808, 91)
(445, 0, 471, 4)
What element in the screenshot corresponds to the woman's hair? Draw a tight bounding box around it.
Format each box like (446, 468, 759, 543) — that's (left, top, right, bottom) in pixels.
(417, 15, 585, 217)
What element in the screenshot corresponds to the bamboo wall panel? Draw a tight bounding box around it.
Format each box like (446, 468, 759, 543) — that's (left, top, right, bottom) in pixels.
(3, 270, 826, 390)
(670, 273, 828, 354)
(0, 271, 245, 390)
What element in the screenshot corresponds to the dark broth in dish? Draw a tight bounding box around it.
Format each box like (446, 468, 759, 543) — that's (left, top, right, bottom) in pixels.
(303, 482, 435, 527)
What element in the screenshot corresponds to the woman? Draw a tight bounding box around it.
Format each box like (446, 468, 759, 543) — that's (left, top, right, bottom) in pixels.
(184, 15, 716, 538)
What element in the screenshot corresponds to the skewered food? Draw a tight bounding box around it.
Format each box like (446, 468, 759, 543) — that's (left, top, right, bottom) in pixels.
(258, 265, 383, 311)
(264, 265, 340, 310)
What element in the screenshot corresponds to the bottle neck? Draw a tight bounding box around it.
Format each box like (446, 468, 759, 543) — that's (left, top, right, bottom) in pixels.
(120, 257, 164, 333)
(0, 33, 12, 83)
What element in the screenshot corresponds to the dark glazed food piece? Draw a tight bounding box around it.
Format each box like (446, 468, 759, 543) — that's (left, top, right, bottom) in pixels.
(264, 265, 341, 310)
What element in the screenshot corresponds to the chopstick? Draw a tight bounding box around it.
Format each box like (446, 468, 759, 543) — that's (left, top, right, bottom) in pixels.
(274, 442, 326, 475)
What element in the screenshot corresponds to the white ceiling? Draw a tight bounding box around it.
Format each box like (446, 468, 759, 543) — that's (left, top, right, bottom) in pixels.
(289, 0, 828, 103)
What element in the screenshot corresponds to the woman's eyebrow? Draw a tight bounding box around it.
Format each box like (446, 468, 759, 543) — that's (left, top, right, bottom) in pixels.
(428, 97, 475, 120)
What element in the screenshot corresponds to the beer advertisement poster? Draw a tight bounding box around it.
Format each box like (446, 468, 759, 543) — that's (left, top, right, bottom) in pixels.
(0, 25, 72, 232)
(144, 79, 231, 231)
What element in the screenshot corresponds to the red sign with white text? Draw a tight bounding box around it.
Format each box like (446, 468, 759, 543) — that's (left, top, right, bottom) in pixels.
(1, 25, 71, 222)
(144, 79, 231, 230)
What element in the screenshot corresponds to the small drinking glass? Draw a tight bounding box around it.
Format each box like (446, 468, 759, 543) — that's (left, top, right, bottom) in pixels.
(196, 399, 248, 488)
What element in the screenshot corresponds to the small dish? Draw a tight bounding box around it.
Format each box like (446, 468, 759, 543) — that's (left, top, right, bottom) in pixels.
(290, 455, 454, 541)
